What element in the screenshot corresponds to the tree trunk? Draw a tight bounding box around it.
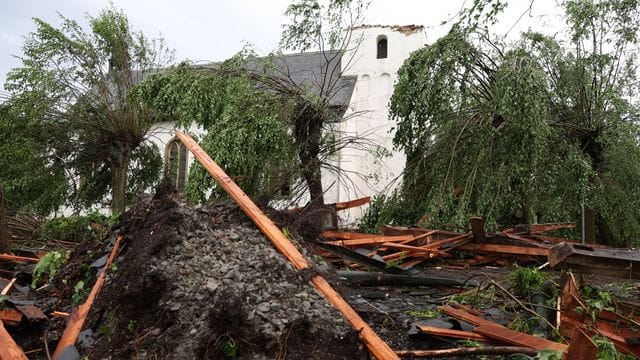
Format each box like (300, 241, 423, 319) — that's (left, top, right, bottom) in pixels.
(296, 114, 324, 206)
(583, 206, 596, 244)
(0, 179, 11, 253)
(111, 147, 131, 215)
(302, 160, 324, 206)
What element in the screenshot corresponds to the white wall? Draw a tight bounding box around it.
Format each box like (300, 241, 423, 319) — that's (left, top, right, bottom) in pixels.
(323, 25, 427, 225)
(147, 121, 204, 176)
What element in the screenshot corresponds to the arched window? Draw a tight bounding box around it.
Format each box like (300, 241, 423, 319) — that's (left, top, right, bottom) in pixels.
(165, 139, 188, 192)
(377, 36, 388, 59)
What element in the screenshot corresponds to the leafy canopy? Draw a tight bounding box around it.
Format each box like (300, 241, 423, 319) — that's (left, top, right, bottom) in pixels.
(4, 7, 172, 213)
(131, 57, 295, 202)
(379, 0, 640, 246)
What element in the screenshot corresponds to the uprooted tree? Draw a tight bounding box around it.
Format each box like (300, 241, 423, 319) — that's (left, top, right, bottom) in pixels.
(374, 0, 640, 246)
(132, 0, 370, 207)
(4, 7, 172, 214)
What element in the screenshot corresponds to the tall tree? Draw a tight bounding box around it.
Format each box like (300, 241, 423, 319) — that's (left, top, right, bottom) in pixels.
(386, 0, 640, 246)
(272, 0, 368, 206)
(0, 104, 67, 214)
(5, 7, 172, 214)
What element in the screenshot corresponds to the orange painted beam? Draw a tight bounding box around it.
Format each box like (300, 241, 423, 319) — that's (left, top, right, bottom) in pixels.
(440, 306, 505, 328)
(335, 196, 371, 210)
(177, 131, 398, 360)
(310, 276, 399, 360)
(53, 235, 122, 359)
(176, 131, 309, 270)
(0, 321, 27, 360)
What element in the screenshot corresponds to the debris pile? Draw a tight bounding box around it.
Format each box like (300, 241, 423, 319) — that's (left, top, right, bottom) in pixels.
(1, 131, 639, 360)
(81, 194, 367, 359)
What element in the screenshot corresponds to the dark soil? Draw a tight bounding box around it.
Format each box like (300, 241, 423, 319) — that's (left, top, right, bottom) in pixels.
(77, 192, 368, 359)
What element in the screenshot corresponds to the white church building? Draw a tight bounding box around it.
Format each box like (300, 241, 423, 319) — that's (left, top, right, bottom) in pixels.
(148, 25, 427, 224)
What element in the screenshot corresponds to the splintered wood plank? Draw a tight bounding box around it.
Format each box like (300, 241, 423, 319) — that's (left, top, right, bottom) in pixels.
(566, 327, 597, 360)
(0, 278, 16, 296)
(474, 325, 568, 353)
(0, 254, 39, 263)
(0, 321, 27, 360)
(529, 222, 575, 234)
(549, 242, 640, 279)
(335, 196, 370, 210)
(501, 233, 548, 248)
(418, 325, 491, 342)
(380, 242, 450, 257)
(323, 235, 415, 246)
(0, 309, 22, 324)
(440, 306, 504, 327)
(560, 316, 640, 357)
(457, 243, 549, 257)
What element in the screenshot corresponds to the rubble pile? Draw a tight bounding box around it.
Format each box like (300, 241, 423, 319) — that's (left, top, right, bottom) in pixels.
(82, 193, 366, 359)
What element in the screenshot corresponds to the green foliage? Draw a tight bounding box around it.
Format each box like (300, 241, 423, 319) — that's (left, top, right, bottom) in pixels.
(0, 106, 68, 214)
(127, 320, 136, 333)
(72, 280, 88, 306)
(387, 1, 640, 246)
(509, 315, 536, 334)
(32, 250, 69, 288)
(4, 6, 172, 214)
(594, 336, 636, 360)
(578, 284, 614, 322)
(222, 338, 238, 358)
(534, 349, 563, 360)
(508, 266, 547, 300)
(450, 286, 497, 307)
(131, 60, 295, 202)
(359, 192, 419, 233)
(43, 212, 117, 243)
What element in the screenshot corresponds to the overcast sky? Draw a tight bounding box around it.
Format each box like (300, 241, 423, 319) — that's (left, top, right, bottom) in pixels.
(0, 0, 564, 92)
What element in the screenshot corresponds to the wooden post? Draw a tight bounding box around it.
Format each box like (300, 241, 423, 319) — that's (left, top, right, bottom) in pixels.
(53, 236, 123, 359)
(469, 217, 485, 242)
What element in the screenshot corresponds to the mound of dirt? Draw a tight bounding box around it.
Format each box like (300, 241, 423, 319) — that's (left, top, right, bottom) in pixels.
(81, 193, 367, 359)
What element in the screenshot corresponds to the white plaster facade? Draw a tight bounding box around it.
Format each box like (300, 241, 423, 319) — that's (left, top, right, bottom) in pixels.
(323, 25, 427, 224)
